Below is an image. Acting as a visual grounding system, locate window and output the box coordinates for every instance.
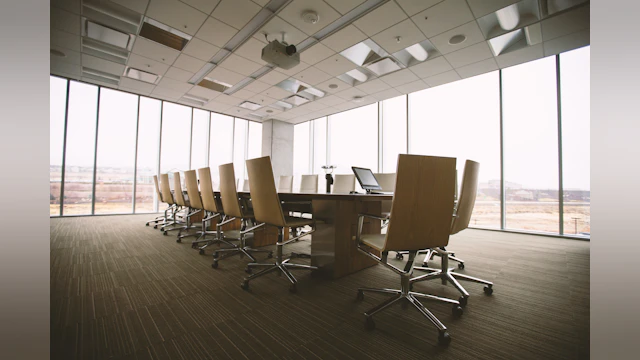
[502,57,559,233]
[312,117,328,192]
[160,103,191,175]
[409,72,501,229]
[247,121,263,160]
[209,113,234,190]
[381,95,407,173]
[50,77,67,216]
[94,88,138,214]
[293,122,310,191]
[135,97,161,213]
[560,46,590,236]
[63,81,99,215]
[329,104,378,173]
[233,118,248,181]
[191,109,210,170]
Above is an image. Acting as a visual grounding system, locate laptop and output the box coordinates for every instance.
[351,167,393,194]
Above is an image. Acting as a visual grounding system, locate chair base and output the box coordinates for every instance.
[241,257,317,293]
[212,246,273,267]
[411,263,494,307]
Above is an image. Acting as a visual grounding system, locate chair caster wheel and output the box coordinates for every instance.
[240,281,249,290]
[245,267,252,274]
[176,239,181,243]
[267,252,273,259]
[211,261,218,269]
[146,223,149,226]
[422,261,429,267]
[395,253,404,260]
[153,225,158,229]
[289,283,297,293]
[213,252,219,259]
[356,290,364,301]
[458,263,465,270]
[484,285,493,295]
[458,296,468,308]
[452,305,464,317]
[365,317,375,330]
[199,249,205,255]
[163,231,168,236]
[438,332,451,346]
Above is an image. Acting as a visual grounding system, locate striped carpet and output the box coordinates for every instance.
[50,215,589,360]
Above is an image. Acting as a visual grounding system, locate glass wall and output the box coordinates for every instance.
[329,104,378,174]
[247,121,263,160]
[293,122,310,191]
[312,117,328,192]
[209,113,234,190]
[381,95,407,173]
[560,47,590,236]
[409,72,501,228]
[233,118,248,181]
[50,77,67,216]
[190,109,210,171]
[135,97,161,213]
[160,103,191,176]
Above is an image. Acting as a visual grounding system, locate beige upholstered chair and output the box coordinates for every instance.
[277,175,294,193]
[211,163,273,268]
[332,174,355,193]
[373,173,396,192]
[164,172,200,237]
[159,173,183,233]
[176,170,206,243]
[300,174,318,193]
[146,175,174,228]
[410,160,494,307]
[241,156,317,293]
[354,154,463,346]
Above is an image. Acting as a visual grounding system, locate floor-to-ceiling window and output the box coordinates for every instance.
[293,122,311,191]
[560,46,590,236]
[50,77,67,216]
[312,117,328,192]
[233,118,248,182]
[247,121,263,160]
[62,81,99,215]
[160,102,191,190]
[135,97,161,213]
[409,72,501,228]
[381,95,407,173]
[502,56,560,233]
[329,104,378,171]
[191,109,210,170]
[209,113,234,190]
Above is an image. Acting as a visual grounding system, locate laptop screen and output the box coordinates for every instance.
[352,167,382,191]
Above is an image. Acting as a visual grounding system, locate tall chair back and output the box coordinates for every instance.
[184,170,203,210]
[219,163,243,218]
[159,173,174,205]
[451,160,480,235]
[197,167,219,213]
[373,173,396,192]
[300,174,318,193]
[172,172,188,207]
[332,174,355,193]
[278,175,294,193]
[246,156,287,227]
[153,175,163,202]
[383,155,456,251]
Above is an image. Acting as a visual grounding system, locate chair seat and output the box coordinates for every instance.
[361,234,386,251]
[284,216,314,228]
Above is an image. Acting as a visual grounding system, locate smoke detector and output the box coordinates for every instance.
[301,10,319,24]
[352,96,364,103]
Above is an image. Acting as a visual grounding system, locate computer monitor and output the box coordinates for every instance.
[351,167,382,193]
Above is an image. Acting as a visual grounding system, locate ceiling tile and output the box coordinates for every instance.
[109,0,149,14]
[411,0,474,38]
[321,25,368,53]
[292,66,333,85]
[257,70,289,85]
[315,54,357,77]
[119,86,151,96]
[51,7,80,35]
[273,61,310,76]
[379,68,420,87]
[225,106,253,116]
[173,54,206,73]
[454,57,499,78]
[251,0,269,6]
[371,88,403,101]
[146,0,208,36]
[334,87,367,101]
[278,0,341,36]
[51,29,80,52]
[212,0,261,30]
[316,94,347,106]
[215,94,244,105]
[157,77,194,93]
[204,100,233,112]
[355,79,390,94]
[444,41,493,68]
[180,0,221,15]
[182,37,220,61]
[315,78,352,94]
[353,1,407,37]
[231,88,258,100]
[235,38,270,65]
[543,29,589,57]
[424,69,461,87]
[243,80,271,93]
[218,54,263,76]
[371,19,426,55]
[394,79,429,94]
[465,0,519,18]
[81,77,118,89]
[300,42,335,65]
[332,101,360,112]
[51,60,82,77]
[51,47,81,66]
[323,0,365,15]
[495,43,544,69]
[82,54,126,76]
[152,86,185,100]
[263,86,293,100]
[249,93,278,106]
[206,66,246,86]
[429,20,486,55]
[395,0,444,17]
[409,55,452,78]
[127,53,170,76]
[541,5,590,42]
[51,0,81,14]
[131,37,180,66]
[188,85,223,100]
[164,66,195,82]
[196,16,238,47]
[254,16,308,47]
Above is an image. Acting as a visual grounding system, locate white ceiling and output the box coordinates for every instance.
[51,0,590,124]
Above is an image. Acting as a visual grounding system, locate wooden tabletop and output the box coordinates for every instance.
[229,191,393,201]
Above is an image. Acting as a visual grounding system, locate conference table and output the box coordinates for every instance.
[215,191,393,279]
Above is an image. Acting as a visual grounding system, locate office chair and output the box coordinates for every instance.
[165,172,200,238]
[176,170,204,243]
[211,163,273,268]
[145,175,174,228]
[410,160,494,307]
[354,154,463,346]
[332,174,355,193]
[300,174,318,193]
[240,156,317,293]
[159,173,183,233]
[277,175,294,193]
[373,172,396,228]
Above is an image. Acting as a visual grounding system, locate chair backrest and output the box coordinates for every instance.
[373,173,396,192]
[383,154,457,252]
[278,175,294,193]
[219,163,244,218]
[300,174,318,193]
[197,167,219,213]
[172,172,188,206]
[246,156,287,227]
[153,175,164,202]
[184,169,203,210]
[332,174,355,193]
[451,160,480,235]
[242,179,251,192]
[159,173,174,205]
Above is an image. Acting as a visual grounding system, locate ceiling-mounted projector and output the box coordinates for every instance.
[261,40,300,70]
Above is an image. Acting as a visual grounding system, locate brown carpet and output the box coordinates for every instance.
[50,215,589,359]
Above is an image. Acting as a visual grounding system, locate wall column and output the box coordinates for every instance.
[262,119,294,180]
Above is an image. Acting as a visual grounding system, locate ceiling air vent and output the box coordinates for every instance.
[239,101,262,111]
[124,67,160,84]
[139,17,192,51]
[197,78,231,93]
[83,67,120,85]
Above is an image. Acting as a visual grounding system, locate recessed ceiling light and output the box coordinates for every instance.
[85,20,132,49]
[448,35,467,45]
[240,101,262,110]
[266,109,274,113]
[405,43,428,61]
[352,96,364,103]
[328,84,338,89]
[50,49,66,57]
[125,67,159,84]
